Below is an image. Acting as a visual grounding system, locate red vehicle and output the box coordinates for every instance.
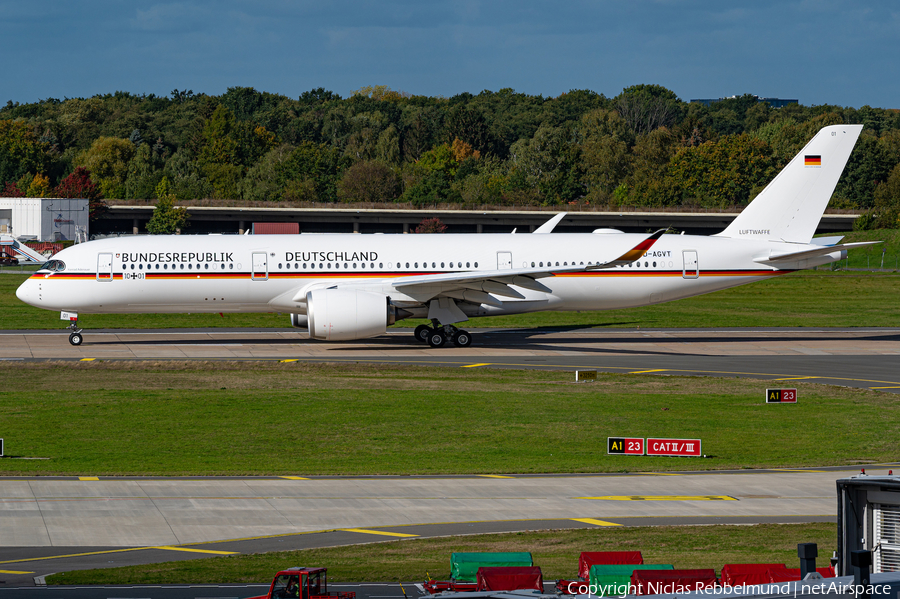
[248,567,356,599]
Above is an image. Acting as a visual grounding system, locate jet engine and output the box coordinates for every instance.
[290,313,308,329]
[306,288,408,340]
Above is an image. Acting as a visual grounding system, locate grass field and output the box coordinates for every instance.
[1,362,896,476]
[45,522,836,585]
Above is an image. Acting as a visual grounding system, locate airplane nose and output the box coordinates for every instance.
[16,278,39,307]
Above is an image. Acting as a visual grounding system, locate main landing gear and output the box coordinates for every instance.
[414,321,473,348]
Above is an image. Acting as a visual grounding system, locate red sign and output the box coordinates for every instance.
[647,438,702,457]
[608,437,644,455]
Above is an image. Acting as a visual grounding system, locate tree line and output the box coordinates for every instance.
[1,84,899,229]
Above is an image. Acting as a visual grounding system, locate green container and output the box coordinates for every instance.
[450,552,533,582]
[588,564,674,596]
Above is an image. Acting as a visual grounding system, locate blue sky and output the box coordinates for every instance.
[2,1,898,108]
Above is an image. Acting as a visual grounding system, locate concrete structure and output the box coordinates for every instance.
[690,95,799,108]
[837,474,900,575]
[0,198,89,241]
[97,206,859,237]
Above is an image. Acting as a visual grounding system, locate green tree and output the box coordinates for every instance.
[579,109,634,202]
[125,144,164,199]
[75,136,136,199]
[146,177,189,234]
[669,133,778,208]
[834,133,894,208]
[336,160,400,203]
[0,120,50,185]
[868,162,900,228]
[279,142,347,202]
[508,124,583,204]
[613,84,683,136]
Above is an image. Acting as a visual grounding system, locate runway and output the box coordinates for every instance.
[0,326,898,586]
[2,326,899,392]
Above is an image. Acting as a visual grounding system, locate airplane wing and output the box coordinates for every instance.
[390,229,666,306]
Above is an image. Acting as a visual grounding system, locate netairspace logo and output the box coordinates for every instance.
[573,581,891,597]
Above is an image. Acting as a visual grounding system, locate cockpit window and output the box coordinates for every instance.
[39,260,66,272]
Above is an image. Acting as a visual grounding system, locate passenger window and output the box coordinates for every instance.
[278,263,283,269]
[474,262,478,267]
[441,262,445,268]
[466,262,470,268]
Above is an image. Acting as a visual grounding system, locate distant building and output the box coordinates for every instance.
[690,95,798,108]
[0,198,89,241]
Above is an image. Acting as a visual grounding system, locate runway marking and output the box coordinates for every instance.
[773,376,819,381]
[628,369,669,374]
[79,358,95,362]
[280,476,309,480]
[477,474,515,479]
[154,545,238,555]
[341,528,418,538]
[462,363,492,368]
[0,547,150,565]
[0,570,34,574]
[638,472,683,476]
[280,359,299,363]
[871,386,900,389]
[579,495,736,501]
[78,476,99,481]
[570,518,621,527]
[771,469,827,473]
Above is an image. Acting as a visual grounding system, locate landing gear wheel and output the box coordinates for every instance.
[414,324,431,343]
[427,330,446,348]
[453,330,472,347]
[69,332,83,346]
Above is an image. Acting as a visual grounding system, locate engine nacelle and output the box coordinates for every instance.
[307,288,400,340]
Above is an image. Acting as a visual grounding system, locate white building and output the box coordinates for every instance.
[0,198,89,241]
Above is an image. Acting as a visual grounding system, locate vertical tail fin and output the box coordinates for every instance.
[717,124,863,243]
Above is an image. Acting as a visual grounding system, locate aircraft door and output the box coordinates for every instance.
[682,250,699,279]
[251,252,268,280]
[497,251,512,269]
[97,253,113,282]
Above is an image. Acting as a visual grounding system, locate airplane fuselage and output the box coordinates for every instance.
[16,231,833,320]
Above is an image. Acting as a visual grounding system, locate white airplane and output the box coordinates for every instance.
[17,124,878,348]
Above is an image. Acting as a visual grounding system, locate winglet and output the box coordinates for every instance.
[587,229,667,269]
[615,228,666,261]
[533,212,566,234]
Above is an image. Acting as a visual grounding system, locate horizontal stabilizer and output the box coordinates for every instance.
[754,241,880,264]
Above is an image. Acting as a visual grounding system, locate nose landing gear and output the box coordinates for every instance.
[62,312,83,346]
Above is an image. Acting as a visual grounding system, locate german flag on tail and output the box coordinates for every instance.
[804,155,821,167]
